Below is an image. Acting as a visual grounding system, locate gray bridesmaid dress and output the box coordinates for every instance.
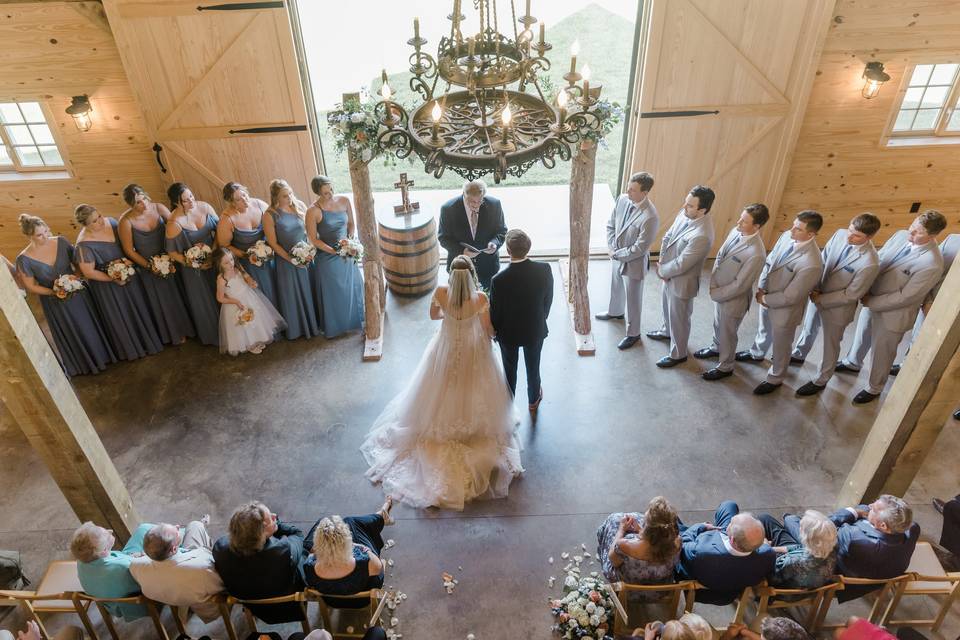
[231,224,278,308]
[76,219,163,361]
[131,218,195,344]
[165,212,220,346]
[16,237,116,376]
[312,210,364,337]
[271,208,321,340]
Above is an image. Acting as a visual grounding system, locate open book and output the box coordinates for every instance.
[460,241,498,254]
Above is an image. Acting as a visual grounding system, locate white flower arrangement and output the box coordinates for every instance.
[52,274,85,300]
[237,307,255,326]
[326,93,409,166]
[106,258,136,284]
[335,238,364,264]
[149,253,176,278]
[184,243,212,269]
[246,240,274,267]
[289,241,316,267]
[550,574,616,640]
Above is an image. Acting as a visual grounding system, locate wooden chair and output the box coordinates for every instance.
[222,592,310,640]
[609,580,699,636]
[752,580,842,632]
[70,592,185,640]
[879,542,960,632]
[304,588,381,639]
[0,561,91,640]
[819,574,912,629]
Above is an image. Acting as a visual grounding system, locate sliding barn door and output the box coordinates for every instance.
[102,0,317,205]
[627,0,835,252]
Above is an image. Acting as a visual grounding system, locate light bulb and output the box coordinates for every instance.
[582,64,592,81]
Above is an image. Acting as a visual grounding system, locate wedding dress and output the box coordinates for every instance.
[360,292,523,510]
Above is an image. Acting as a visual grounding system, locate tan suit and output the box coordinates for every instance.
[605,195,659,336]
[707,229,766,372]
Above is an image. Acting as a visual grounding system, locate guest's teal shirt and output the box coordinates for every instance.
[77,523,153,620]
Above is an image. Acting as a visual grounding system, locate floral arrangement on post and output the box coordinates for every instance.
[550,573,617,640]
[581,100,624,148]
[326,93,409,165]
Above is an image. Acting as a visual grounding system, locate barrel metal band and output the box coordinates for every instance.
[379,241,438,258]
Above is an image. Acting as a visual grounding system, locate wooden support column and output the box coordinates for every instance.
[564,139,597,356]
[0,266,139,543]
[837,259,960,505]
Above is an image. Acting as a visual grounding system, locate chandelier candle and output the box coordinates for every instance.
[570,40,580,74]
[501,103,512,146]
[431,101,442,142]
[556,90,568,127]
[582,64,591,102]
[539,22,545,46]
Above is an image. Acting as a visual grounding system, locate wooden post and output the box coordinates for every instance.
[0,265,140,543]
[837,259,960,505]
[565,139,597,355]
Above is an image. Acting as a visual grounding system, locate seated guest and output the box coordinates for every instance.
[129,519,224,622]
[758,510,837,589]
[723,617,810,640]
[596,496,681,595]
[301,498,394,607]
[0,620,82,640]
[71,521,153,620]
[213,502,305,623]
[676,501,776,605]
[933,495,960,566]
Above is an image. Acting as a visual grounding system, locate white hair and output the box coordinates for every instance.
[678,613,713,640]
[799,510,837,559]
[876,495,913,534]
[70,522,112,563]
[462,179,487,197]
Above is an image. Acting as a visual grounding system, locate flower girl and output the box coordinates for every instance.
[213,247,286,355]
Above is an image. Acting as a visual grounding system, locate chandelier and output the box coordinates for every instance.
[373,0,608,183]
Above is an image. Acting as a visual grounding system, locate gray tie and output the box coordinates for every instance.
[890,243,911,264]
[723,235,740,258]
[837,244,852,267]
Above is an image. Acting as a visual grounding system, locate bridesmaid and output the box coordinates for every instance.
[262,178,321,340]
[216,181,278,307]
[164,182,221,346]
[15,214,116,376]
[306,175,364,337]
[118,184,195,345]
[75,204,164,361]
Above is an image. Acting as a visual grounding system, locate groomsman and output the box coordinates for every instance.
[697,203,769,380]
[836,210,946,404]
[647,185,715,368]
[738,211,823,395]
[596,171,659,350]
[793,213,881,396]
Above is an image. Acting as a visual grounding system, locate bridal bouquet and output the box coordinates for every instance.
[184,243,212,269]
[149,253,176,278]
[289,241,316,267]
[246,240,274,267]
[237,307,255,326]
[336,238,364,264]
[106,258,136,284]
[550,574,616,640]
[52,274,84,300]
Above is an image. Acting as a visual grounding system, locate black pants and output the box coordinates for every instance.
[941,494,960,555]
[758,513,802,547]
[677,500,741,533]
[498,339,544,404]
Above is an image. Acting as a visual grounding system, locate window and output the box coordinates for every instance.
[891,63,960,136]
[0,101,65,171]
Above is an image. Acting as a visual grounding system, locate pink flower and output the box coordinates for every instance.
[589,591,601,603]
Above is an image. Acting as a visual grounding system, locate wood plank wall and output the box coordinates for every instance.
[777,0,960,242]
[0,2,164,259]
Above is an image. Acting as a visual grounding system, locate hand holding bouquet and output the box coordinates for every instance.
[246,240,274,267]
[106,258,136,284]
[149,254,176,278]
[289,241,316,267]
[237,306,255,326]
[184,243,212,269]
[52,274,85,300]
[335,238,364,264]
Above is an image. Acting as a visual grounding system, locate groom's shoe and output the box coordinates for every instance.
[529,387,543,412]
[617,335,640,350]
[693,347,719,359]
[645,330,670,342]
[595,312,624,321]
[655,356,687,368]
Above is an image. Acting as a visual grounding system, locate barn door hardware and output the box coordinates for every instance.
[639,110,720,119]
[227,125,308,135]
[151,143,167,173]
[197,1,284,11]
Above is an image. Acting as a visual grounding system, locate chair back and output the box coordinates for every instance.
[0,590,83,640]
[610,581,697,636]
[304,588,380,639]
[755,579,842,632]
[224,591,310,640]
[817,574,912,629]
[880,542,960,632]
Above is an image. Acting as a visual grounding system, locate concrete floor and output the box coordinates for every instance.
[1,258,958,639]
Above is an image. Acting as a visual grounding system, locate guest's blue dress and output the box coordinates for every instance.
[131,219,195,345]
[312,210,364,338]
[271,209,321,340]
[16,237,116,376]
[77,219,163,361]
[166,213,220,346]
[231,225,278,308]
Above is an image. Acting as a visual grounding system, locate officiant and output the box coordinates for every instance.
[437,179,507,290]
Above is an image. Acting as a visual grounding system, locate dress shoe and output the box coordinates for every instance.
[795,381,826,397]
[529,387,543,412]
[655,356,687,368]
[955,409,960,421]
[735,351,764,363]
[753,381,782,395]
[702,367,733,381]
[890,364,901,376]
[853,389,880,404]
[789,357,805,366]
[645,330,670,342]
[693,347,719,359]
[595,312,624,321]
[933,498,945,515]
[834,362,860,374]
[617,335,641,350]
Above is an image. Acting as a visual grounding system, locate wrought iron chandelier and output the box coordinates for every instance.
[373,0,608,183]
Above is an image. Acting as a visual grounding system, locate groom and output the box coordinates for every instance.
[490,229,554,412]
[437,179,507,289]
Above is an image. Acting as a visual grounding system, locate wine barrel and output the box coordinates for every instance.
[377,213,439,297]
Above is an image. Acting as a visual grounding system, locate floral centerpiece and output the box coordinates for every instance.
[336,238,364,264]
[326,93,409,165]
[289,241,316,267]
[52,274,85,300]
[237,307,255,326]
[149,254,176,278]
[184,243,212,269]
[246,240,274,267]
[582,100,624,148]
[550,574,617,640]
[106,258,136,284]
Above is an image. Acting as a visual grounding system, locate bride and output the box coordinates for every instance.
[360,255,523,510]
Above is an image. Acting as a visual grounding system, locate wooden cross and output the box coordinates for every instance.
[393,172,420,214]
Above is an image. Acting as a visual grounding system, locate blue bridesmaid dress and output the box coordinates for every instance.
[230,225,278,308]
[312,210,364,337]
[131,219,195,344]
[76,219,163,361]
[16,237,116,376]
[271,208,321,340]
[165,213,220,346]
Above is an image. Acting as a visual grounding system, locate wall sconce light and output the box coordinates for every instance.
[65,95,93,131]
[861,62,890,99]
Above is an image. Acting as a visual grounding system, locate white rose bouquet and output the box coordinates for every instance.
[550,574,616,640]
[237,307,255,326]
[52,274,85,300]
[106,258,136,284]
[184,243,212,269]
[246,240,274,267]
[289,241,316,267]
[335,238,364,264]
[148,253,176,278]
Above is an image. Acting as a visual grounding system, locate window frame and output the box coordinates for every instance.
[0,99,71,174]
[882,59,960,147]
